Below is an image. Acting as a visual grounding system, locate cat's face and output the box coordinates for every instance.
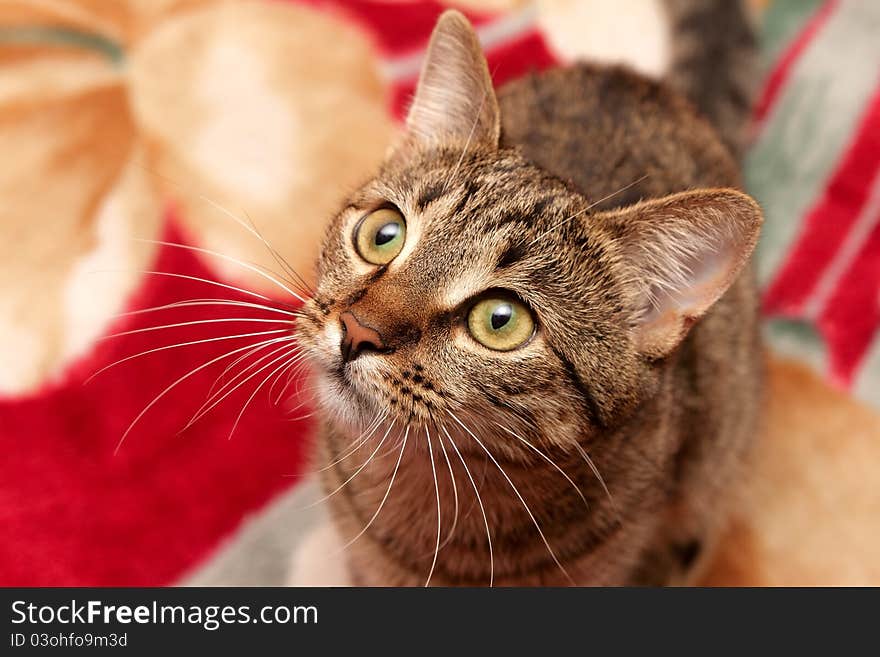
[295,11,761,458]
[296,146,639,456]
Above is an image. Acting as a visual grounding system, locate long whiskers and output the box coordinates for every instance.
[182,342,302,431]
[85,329,291,384]
[135,239,309,304]
[268,355,310,406]
[448,410,574,585]
[442,425,493,587]
[91,269,283,305]
[303,421,396,510]
[114,336,296,454]
[206,336,284,399]
[434,425,459,553]
[424,426,442,587]
[100,316,293,341]
[121,298,300,319]
[572,441,620,524]
[336,424,410,555]
[242,208,316,297]
[493,421,589,511]
[312,412,387,474]
[226,350,306,440]
[140,164,314,298]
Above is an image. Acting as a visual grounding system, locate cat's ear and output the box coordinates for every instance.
[600,189,762,358]
[404,10,500,148]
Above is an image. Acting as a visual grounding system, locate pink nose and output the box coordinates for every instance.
[340,311,385,362]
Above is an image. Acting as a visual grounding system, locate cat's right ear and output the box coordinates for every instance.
[598,189,763,359]
[401,10,500,149]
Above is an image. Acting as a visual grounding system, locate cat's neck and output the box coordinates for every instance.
[320,419,649,585]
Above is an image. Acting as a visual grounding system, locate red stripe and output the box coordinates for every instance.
[763,80,880,316]
[292,0,498,56]
[752,0,839,128]
[818,212,880,386]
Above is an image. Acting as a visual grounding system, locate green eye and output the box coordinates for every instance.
[467,296,535,351]
[354,207,406,265]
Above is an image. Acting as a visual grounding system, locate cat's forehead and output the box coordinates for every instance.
[383,155,577,284]
[381,148,568,210]
[317,147,608,312]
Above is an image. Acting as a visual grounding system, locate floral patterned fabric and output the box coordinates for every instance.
[0,0,877,585]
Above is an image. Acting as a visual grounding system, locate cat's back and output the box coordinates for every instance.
[498,63,740,210]
[501,63,763,576]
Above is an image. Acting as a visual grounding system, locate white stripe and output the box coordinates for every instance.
[804,167,880,320]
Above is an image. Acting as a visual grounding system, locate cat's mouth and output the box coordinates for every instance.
[308,347,441,429]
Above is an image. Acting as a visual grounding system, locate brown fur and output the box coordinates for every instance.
[295,8,763,585]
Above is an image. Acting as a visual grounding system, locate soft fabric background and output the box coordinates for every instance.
[0,0,877,586]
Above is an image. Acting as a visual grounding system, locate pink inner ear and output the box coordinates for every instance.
[607,188,763,357]
[641,248,734,325]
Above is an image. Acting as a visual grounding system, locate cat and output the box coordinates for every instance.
[293,1,763,586]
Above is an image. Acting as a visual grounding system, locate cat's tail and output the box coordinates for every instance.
[663,0,759,160]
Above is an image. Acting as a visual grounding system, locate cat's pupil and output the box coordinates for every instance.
[375,223,400,247]
[490,304,513,330]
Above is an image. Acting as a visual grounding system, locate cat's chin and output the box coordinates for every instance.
[309,360,391,430]
[306,351,555,462]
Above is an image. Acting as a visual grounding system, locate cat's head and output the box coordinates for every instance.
[295,11,762,455]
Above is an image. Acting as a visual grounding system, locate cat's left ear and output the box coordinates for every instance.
[403,10,500,148]
[599,189,763,358]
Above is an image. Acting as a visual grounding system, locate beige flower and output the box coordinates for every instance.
[0,0,395,394]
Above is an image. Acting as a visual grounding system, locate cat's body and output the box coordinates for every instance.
[296,3,763,586]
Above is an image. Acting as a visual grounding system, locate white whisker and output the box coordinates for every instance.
[122,298,300,319]
[227,350,304,440]
[206,338,281,398]
[448,410,574,585]
[135,239,308,303]
[90,269,280,303]
[442,425,493,587]
[494,421,589,511]
[114,337,294,454]
[140,164,314,297]
[424,427,442,587]
[243,209,316,297]
[85,329,291,383]
[183,342,300,430]
[101,316,293,340]
[303,422,396,510]
[268,353,310,405]
[312,413,387,474]
[336,424,409,554]
[434,427,459,552]
[573,441,620,523]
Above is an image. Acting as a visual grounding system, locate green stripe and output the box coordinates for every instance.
[747,1,880,285]
[0,26,124,65]
[759,0,825,67]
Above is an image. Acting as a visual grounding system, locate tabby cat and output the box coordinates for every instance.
[294,1,764,586]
